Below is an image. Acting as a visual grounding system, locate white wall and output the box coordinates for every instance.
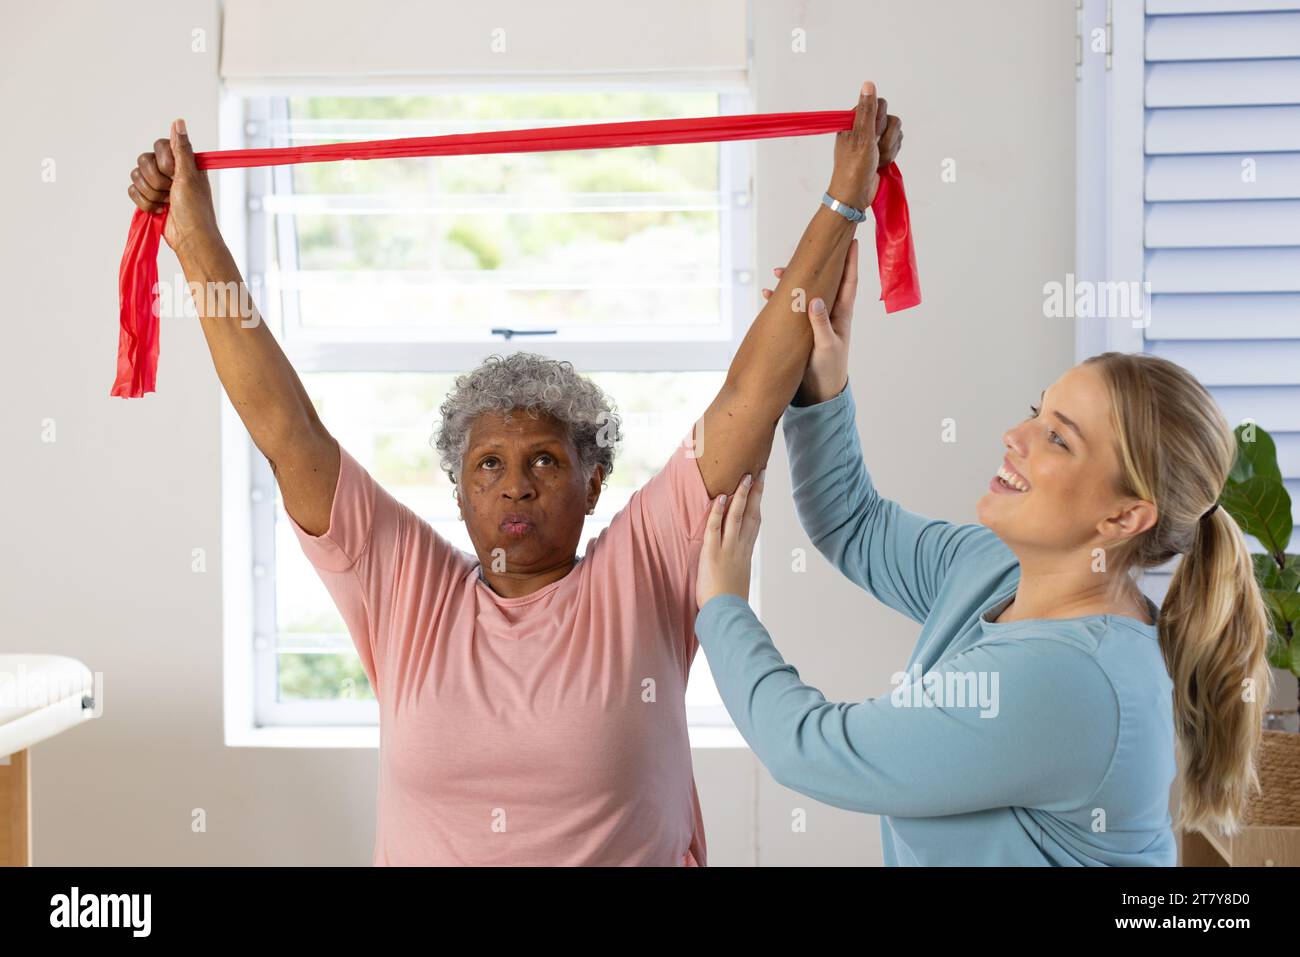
[0,0,1075,865]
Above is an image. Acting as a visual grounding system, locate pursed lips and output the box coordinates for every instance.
[499,512,536,534]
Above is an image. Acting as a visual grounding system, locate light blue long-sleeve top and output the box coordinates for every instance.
[694,379,1178,866]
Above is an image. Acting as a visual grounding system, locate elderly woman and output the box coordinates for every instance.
[126,82,900,865]
[694,249,1275,865]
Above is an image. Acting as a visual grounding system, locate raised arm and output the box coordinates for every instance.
[694,81,901,497]
[128,119,338,536]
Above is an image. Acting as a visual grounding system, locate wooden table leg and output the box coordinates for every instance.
[0,750,31,867]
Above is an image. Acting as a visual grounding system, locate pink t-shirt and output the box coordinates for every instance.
[289,434,713,866]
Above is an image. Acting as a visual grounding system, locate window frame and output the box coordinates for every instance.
[218,82,756,748]
[1075,0,1146,363]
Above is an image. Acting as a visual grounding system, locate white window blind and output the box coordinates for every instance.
[1088,0,1300,597]
[1144,0,1300,556]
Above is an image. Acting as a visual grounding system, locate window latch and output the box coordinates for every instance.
[490,328,558,340]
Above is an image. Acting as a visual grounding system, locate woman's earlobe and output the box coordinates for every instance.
[1108,500,1158,540]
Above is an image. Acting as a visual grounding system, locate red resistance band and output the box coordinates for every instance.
[112,108,920,398]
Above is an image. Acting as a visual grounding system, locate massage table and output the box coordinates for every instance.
[0,655,96,866]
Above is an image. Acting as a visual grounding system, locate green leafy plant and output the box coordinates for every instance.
[1220,423,1300,723]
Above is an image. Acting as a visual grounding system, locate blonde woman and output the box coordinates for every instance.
[694,250,1273,865]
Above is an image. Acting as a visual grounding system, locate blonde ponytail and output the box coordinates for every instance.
[1083,352,1275,837]
[1157,506,1274,834]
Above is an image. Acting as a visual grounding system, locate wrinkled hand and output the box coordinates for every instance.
[877,102,902,170]
[127,118,220,258]
[828,81,903,210]
[762,235,860,406]
[696,470,765,610]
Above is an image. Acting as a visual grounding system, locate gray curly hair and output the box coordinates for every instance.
[433,352,622,489]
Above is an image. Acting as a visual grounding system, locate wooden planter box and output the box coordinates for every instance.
[1181,825,1300,866]
[1180,730,1300,866]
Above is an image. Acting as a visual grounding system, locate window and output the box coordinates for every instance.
[221,89,755,743]
[1077,0,1300,601]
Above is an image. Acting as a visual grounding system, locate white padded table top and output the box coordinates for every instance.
[0,654,94,757]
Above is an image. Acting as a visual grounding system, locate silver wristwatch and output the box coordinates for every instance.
[822,190,867,223]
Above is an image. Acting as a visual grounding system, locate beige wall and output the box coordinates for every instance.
[0,0,1075,864]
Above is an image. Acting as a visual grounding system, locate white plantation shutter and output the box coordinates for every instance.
[1093,0,1300,597]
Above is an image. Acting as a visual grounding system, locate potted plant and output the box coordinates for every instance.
[1220,421,1300,827]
